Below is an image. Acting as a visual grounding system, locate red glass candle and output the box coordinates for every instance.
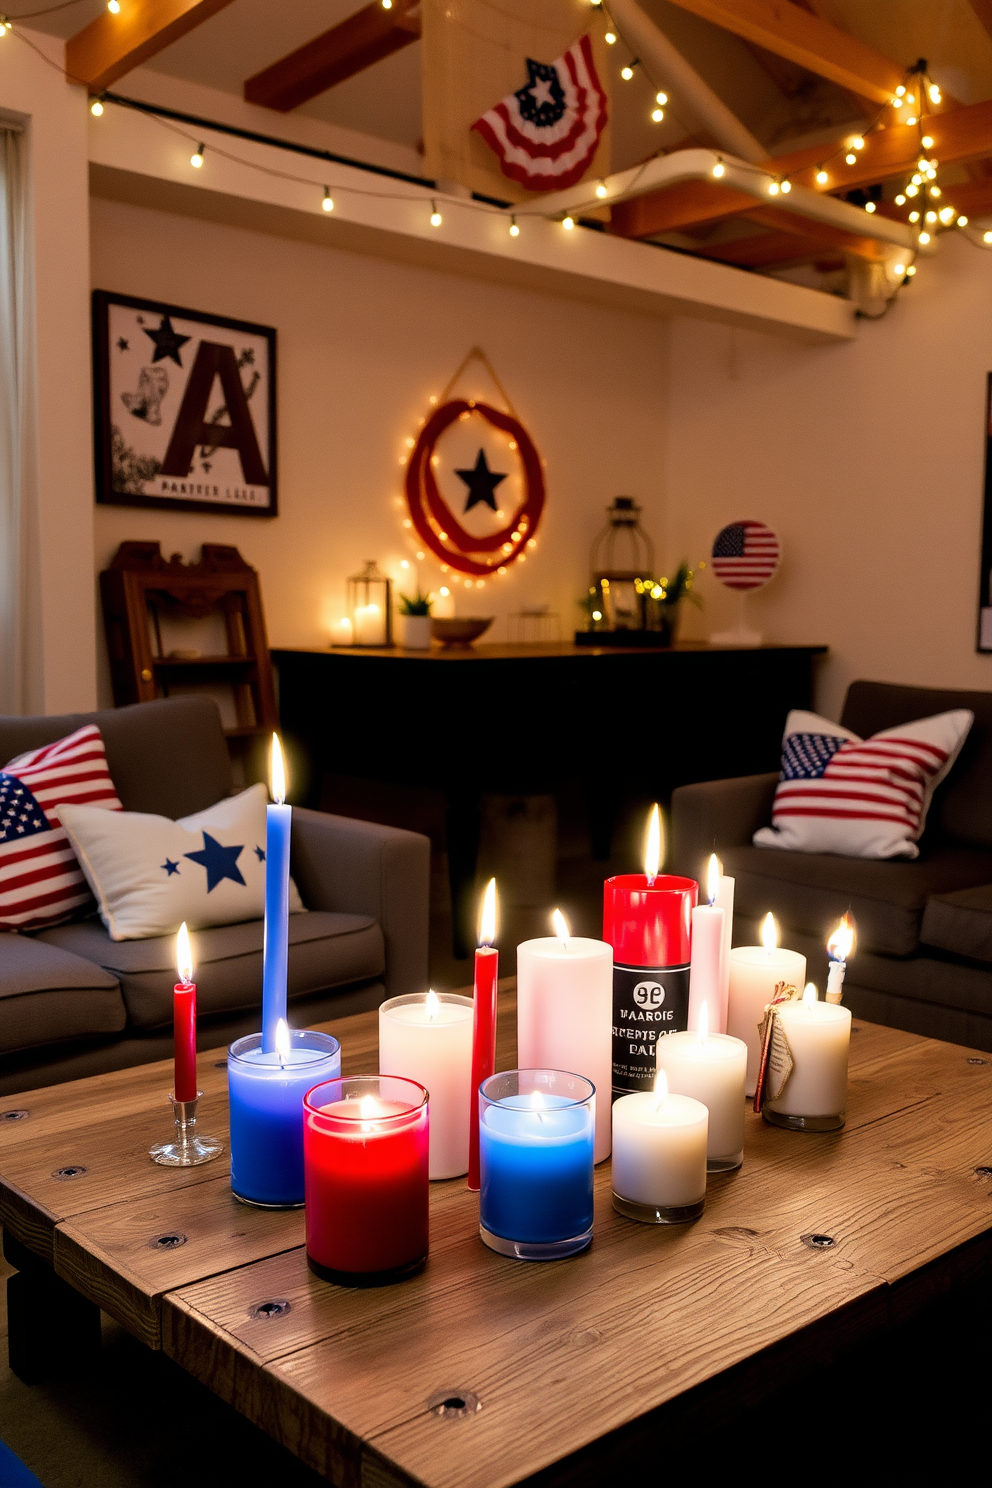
[304,1075,429,1285]
[468,878,499,1192]
[173,923,197,1102]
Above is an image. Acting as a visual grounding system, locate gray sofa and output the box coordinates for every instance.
[671,680,992,1051]
[0,697,430,1095]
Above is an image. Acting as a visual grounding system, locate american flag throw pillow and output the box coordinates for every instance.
[753,708,973,860]
[0,725,122,931]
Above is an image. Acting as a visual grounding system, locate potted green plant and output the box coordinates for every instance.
[396,589,433,649]
[647,559,704,644]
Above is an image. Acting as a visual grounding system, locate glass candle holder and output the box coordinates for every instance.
[479,1069,595,1261]
[655,1029,747,1171]
[228,1030,341,1208]
[612,1088,708,1224]
[762,999,852,1132]
[378,992,473,1180]
[303,1075,429,1286]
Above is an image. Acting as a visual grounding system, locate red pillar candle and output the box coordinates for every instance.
[303,1075,429,1285]
[603,806,697,1099]
[468,878,499,1192]
[173,922,198,1102]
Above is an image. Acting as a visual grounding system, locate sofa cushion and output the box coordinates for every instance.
[920,884,992,964]
[724,843,992,957]
[0,932,126,1054]
[36,911,384,1030]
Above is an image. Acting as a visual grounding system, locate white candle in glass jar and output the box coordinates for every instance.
[517,912,612,1162]
[655,1004,746,1170]
[378,990,473,1178]
[764,983,852,1125]
[354,602,384,646]
[612,1071,708,1219]
[728,914,806,1096]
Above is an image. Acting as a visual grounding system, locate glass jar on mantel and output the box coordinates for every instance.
[347,561,392,648]
[580,497,670,644]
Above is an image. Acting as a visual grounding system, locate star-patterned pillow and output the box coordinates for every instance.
[58,783,304,941]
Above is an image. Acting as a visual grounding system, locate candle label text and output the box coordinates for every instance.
[611,962,690,1094]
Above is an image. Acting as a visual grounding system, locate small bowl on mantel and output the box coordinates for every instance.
[430,617,494,647]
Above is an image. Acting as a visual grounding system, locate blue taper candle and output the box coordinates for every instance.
[261,733,292,1053]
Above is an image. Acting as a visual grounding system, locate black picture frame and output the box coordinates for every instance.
[979,373,992,651]
[92,290,278,518]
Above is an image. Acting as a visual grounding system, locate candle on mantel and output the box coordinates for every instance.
[727,913,807,1098]
[517,909,613,1162]
[173,921,197,1102]
[655,1001,747,1171]
[261,734,292,1054]
[379,989,474,1179]
[354,602,384,646]
[468,878,499,1191]
[330,617,353,647]
[611,1069,708,1225]
[825,913,856,1004]
[687,855,726,1034]
[761,982,852,1132]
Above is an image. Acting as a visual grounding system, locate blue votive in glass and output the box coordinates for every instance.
[228,1029,341,1207]
[479,1069,595,1260]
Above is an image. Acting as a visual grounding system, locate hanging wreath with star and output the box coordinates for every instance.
[403,349,546,579]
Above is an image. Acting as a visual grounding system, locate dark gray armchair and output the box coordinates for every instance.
[0,697,430,1095]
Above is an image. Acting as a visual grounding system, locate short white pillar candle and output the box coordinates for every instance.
[655,1004,746,1171]
[763,982,852,1132]
[728,914,807,1096]
[611,1071,708,1224]
[378,990,473,1178]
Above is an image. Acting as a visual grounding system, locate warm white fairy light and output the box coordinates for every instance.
[430,201,442,227]
[712,159,725,178]
[190,143,205,168]
[90,98,105,116]
[816,168,828,185]
[322,187,334,211]
[562,215,575,230]
[509,215,519,236]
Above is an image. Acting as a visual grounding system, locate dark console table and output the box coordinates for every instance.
[273,642,826,956]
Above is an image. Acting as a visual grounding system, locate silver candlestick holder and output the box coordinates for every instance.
[149,1092,224,1167]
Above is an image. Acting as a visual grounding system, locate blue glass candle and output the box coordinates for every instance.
[479,1069,595,1261]
[262,734,292,1052]
[228,1028,340,1206]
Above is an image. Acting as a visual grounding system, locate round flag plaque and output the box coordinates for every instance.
[710,520,781,592]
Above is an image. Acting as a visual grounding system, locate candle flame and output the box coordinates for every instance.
[425,989,440,1020]
[478,877,498,947]
[529,1089,547,1123]
[761,912,779,953]
[644,803,664,882]
[175,921,193,985]
[360,1094,380,1120]
[803,981,819,1006]
[275,1017,290,1059]
[552,907,570,946]
[706,853,721,907]
[697,1001,709,1044]
[270,733,287,805]
[653,1067,669,1110]
[827,912,855,963]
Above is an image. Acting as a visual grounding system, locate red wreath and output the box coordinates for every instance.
[404,399,545,577]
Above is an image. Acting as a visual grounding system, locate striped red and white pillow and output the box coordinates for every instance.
[754,708,973,860]
[0,725,122,930]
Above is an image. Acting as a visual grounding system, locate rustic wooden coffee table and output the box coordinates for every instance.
[2,985,991,1488]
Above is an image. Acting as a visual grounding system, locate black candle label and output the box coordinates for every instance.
[612,962,690,1095]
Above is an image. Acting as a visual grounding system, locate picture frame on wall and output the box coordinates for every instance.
[92,290,277,517]
[980,372,992,651]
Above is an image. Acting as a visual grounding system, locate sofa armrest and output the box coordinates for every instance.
[670,773,779,878]
[291,809,430,1000]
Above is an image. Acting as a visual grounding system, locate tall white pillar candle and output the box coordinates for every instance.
[655,1008,746,1170]
[687,856,729,1034]
[379,991,473,1178]
[715,869,735,1029]
[517,915,613,1162]
[612,1073,708,1223]
[763,983,852,1131]
[727,914,806,1097]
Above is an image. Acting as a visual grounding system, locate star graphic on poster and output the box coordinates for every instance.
[117,337,129,351]
[455,449,507,512]
[143,314,191,367]
[184,832,246,892]
[254,845,265,862]
[161,858,181,877]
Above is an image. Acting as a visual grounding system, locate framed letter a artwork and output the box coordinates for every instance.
[93,291,277,517]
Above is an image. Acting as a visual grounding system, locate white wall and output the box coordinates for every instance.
[666,232,992,719]
[90,193,669,701]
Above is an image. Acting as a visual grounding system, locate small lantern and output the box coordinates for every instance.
[590,497,655,631]
[347,561,392,647]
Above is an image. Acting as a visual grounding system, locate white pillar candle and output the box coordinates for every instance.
[687,856,729,1034]
[727,914,806,1097]
[763,983,852,1130]
[379,990,473,1178]
[655,1006,746,1170]
[517,912,613,1162]
[715,868,734,1029]
[611,1072,708,1222]
[354,602,385,646]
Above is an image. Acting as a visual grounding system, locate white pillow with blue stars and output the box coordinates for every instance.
[58,783,304,941]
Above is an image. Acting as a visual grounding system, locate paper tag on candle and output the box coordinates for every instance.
[753,982,799,1114]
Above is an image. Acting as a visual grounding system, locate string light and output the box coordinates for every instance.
[918,230,931,244]
[430,200,442,226]
[780,179,791,193]
[604,30,616,44]
[382,0,393,8]
[509,215,519,236]
[107,0,120,11]
[767,179,780,195]
[922,134,934,149]
[845,152,857,165]
[651,106,664,122]
[816,168,828,185]
[906,265,916,275]
[865,200,876,212]
[620,63,636,80]
[656,91,668,105]
[909,210,920,222]
[90,97,105,116]
[906,116,917,125]
[851,135,865,150]
[983,231,992,244]
[893,263,906,276]
[0,19,8,36]
[895,194,906,205]
[958,215,969,226]
[712,159,725,178]
[322,187,334,211]
[190,143,205,168]
[562,214,575,230]
[929,85,941,103]
[595,180,608,198]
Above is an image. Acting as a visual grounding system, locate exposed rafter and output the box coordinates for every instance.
[695,228,843,267]
[244,1,421,114]
[66,0,235,94]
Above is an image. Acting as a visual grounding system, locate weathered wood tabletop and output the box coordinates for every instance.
[2,984,991,1488]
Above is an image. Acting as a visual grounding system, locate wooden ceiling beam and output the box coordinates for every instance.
[244,1,421,113]
[695,228,842,267]
[66,0,235,94]
[662,0,905,104]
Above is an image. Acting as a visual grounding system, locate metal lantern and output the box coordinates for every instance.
[589,497,655,631]
[347,561,392,647]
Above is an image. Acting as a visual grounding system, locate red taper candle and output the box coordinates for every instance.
[173,921,198,1103]
[468,878,498,1191]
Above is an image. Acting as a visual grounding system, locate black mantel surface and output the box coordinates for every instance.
[273,641,826,954]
